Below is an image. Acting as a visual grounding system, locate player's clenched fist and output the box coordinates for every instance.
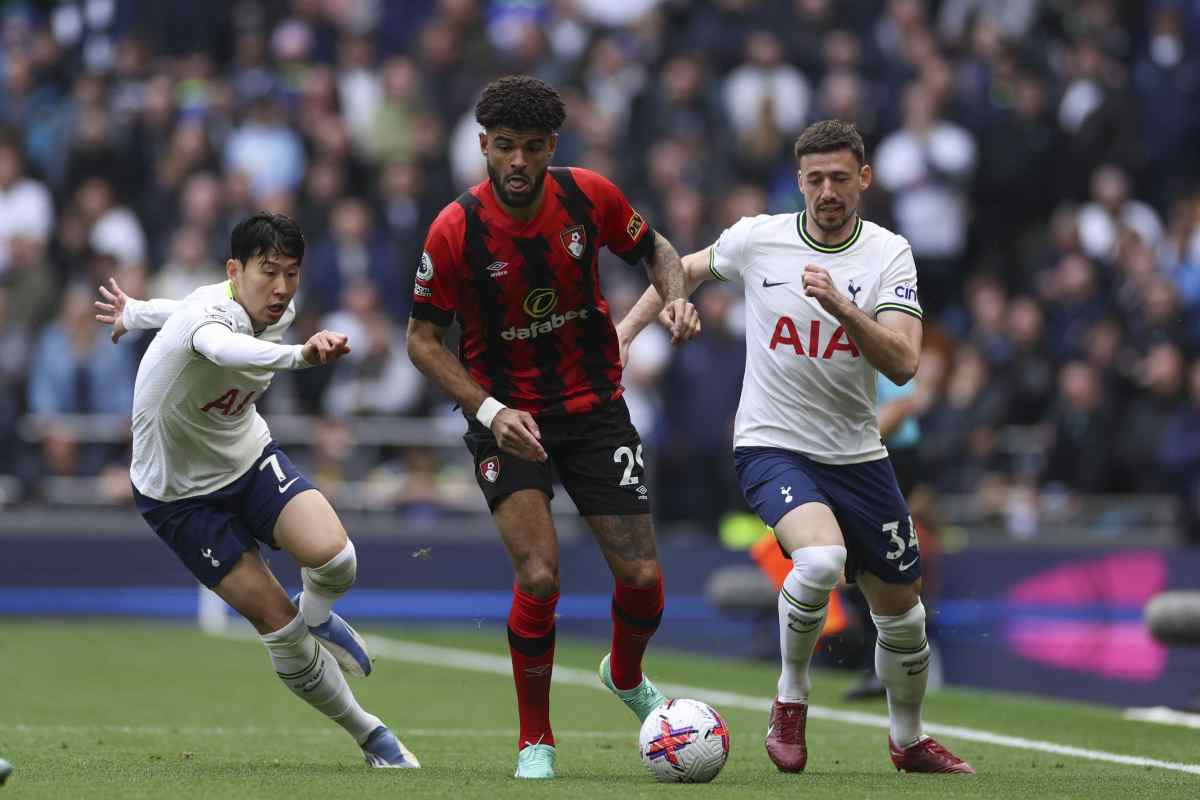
[302,330,352,365]
[490,408,548,463]
[659,298,701,345]
[802,265,850,316]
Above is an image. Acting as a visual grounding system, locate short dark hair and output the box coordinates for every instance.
[794,119,866,166]
[229,212,305,266]
[475,75,567,133]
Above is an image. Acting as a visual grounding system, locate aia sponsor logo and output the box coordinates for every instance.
[200,388,256,416]
[560,225,586,259]
[768,317,860,359]
[480,455,501,484]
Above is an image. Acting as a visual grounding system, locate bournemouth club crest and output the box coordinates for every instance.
[480,456,501,484]
[560,225,586,259]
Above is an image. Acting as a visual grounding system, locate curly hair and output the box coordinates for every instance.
[474,75,567,133]
[794,119,866,165]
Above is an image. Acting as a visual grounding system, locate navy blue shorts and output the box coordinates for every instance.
[133,442,316,589]
[734,446,919,584]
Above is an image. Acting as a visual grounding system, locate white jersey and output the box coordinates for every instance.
[128,282,302,501]
[711,212,922,464]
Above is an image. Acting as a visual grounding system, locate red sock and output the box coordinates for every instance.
[609,572,664,690]
[508,586,558,748]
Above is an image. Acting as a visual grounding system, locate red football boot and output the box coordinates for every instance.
[765,699,808,772]
[889,736,976,774]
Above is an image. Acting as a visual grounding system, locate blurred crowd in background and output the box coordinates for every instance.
[2,0,1200,542]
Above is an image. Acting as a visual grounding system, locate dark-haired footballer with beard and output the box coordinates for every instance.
[406,75,700,779]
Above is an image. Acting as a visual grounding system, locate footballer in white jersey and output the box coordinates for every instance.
[126,279,302,501]
[94,213,420,769]
[708,210,921,464]
[617,120,973,776]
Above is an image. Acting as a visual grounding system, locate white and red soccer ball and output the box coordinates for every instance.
[637,698,730,783]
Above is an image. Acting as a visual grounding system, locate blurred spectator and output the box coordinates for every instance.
[1133,4,1200,209]
[1078,164,1164,262]
[74,176,147,269]
[0,131,54,277]
[1158,358,1200,543]
[1118,341,1186,490]
[919,345,1008,494]
[150,226,225,301]
[1041,361,1118,493]
[306,195,408,320]
[27,282,135,417]
[874,82,976,312]
[224,92,305,200]
[723,31,810,172]
[658,284,745,532]
[320,281,424,417]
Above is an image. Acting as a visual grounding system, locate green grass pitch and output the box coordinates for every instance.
[0,620,1196,798]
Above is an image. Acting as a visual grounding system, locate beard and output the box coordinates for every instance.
[811,201,855,232]
[488,163,546,208]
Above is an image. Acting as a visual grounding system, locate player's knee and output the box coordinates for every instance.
[303,539,357,596]
[871,601,926,650]
[790,544,847,593]
[618,560,661,589]
[517,563,560,598]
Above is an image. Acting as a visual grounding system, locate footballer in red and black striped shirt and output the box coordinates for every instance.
[406,76,699,775]
[411,164,652,416]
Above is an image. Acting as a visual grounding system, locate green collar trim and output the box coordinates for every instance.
[797,211,862,253]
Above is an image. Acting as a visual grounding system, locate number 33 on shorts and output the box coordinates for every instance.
[883,516,919,572]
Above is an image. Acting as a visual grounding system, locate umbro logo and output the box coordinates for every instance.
[762,278,788,288]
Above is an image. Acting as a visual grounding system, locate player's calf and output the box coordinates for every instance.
[261,611,383,743]
[873,602,930,748]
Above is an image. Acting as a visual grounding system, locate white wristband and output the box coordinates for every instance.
[476,396,506,429]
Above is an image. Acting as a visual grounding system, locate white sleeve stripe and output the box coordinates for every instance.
[874,303,923,320]
[709,246,728,281]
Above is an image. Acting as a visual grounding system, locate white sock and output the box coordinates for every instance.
[300,540,357,626]
[777,545,846,703]
[872,602,930,748]
[261,611,381,744]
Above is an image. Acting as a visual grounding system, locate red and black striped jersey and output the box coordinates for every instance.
[411,166,655,416]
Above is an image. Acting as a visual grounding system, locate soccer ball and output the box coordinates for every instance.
[637,698,730,783]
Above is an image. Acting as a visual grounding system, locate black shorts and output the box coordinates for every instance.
[464,397,652,516]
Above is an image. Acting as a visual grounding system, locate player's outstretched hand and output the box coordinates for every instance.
[94,277,132,343]
[491,408,548,463]
[659,298,701,345]
[302,330,352,365]
[802,265,851,316]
